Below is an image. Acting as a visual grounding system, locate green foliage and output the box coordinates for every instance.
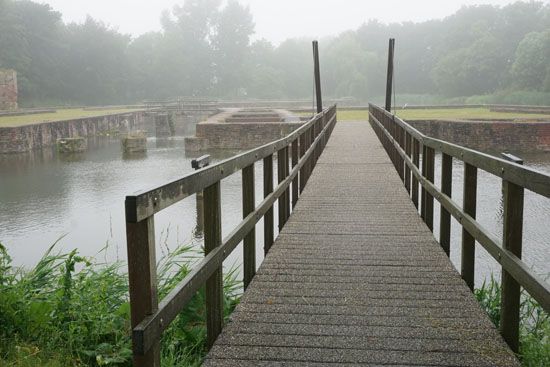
[0,242,240,366]
[1,0,550,104]
[475,275,550,366]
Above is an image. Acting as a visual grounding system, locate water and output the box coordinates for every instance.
[0,136,271,272]
[1,136,549,287]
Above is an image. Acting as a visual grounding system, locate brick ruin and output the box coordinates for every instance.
[0,69,18,110]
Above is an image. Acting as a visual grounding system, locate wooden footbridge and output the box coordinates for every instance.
[124,102,550,366]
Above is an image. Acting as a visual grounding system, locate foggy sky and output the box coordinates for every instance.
[42,0,526,44]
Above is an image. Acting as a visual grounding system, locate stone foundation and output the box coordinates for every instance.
[0,111,144,153]
[0,69,18,110]
[184,109,302,151]
[57,137,87,153]
[121,131,147,153]
[408,119,550,152]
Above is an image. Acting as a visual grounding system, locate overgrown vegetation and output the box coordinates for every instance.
[0,241,240,366]
[475,275,550,366]
[0,0,549,105]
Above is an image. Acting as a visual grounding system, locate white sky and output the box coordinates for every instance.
[41,0,528,44]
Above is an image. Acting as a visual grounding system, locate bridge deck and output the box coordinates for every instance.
[203,120,519,366]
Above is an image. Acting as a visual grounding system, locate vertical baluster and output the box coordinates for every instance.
[412,139,420,209]
[291,139,299,208]
[500,154,524,353]
[425,147,435,231]
[440,153,452,255]
[242,164,255,289]
[299,133,306,193]
[461,163,477,291]
[404,132,411,194]
[263,155,274,255]
[126,212,160,366]
[277,148,286,231]
[284,146,291,221]
[421,145,427,220]
[204,181,223,347]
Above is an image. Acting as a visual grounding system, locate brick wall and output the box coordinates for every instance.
[408,119,550,152]
[185,121,303,151]
[0,69,18,110]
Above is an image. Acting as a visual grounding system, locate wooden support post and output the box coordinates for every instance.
[420,145,427,220]
[500,153,524,353]
[263,155,274,255]
[385,38,395,112]
[277,148,286,231]
[126,215,160,367]
[313,40,323,113]
[404,132,411,194]
[412,139,420,209]
[425,146,435,231]
[299,133,307,193]
[242,164,255,289]
[204,181,223,347]
[461,163,477,291]
[291,140,299,208]
[440,153,452,256]
[284,146,291,222]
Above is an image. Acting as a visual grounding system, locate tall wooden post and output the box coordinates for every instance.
[440,153,453,256]
[242,164,255,289]
[313,40,323,113]
[461,163,477,291]
[500,153,524,353]
[263,155,274,255]
[385,38,395,112]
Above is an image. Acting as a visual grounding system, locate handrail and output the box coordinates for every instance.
[125,105,337,366]
[368,103,550,354]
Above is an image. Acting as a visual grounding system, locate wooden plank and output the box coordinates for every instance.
[440,153,452,256]
[313,40,323,113]
[242,164,256,289]
[125,215,160,366]
[404,132,411,194]
[500,154,524,353]
[204,181,223,348]
[299,133,307,194]
[263,155,274,255]
[277,148,286,231]
[461,163,477,291]
[420,144,427,221]
[412,139,420,209]
[284,146,291,222]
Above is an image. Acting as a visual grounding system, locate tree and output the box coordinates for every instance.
[511,30,550,91]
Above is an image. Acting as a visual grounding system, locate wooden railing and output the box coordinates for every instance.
[124,105,337,366]
[368,104,550,353]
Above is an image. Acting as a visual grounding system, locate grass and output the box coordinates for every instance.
[0,108,143,128]
[0,241,240,366]
[333,108,550,121]
[475,275,549,366]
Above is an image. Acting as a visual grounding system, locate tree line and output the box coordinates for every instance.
[0,0,549,106]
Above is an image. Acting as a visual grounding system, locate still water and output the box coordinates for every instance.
[0,136,270,273]
[1,135,549,286]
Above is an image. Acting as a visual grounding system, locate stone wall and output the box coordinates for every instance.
[0,69,18,110]
[0,111,144,153]
[185,121,302,151]
[408,119,550,152]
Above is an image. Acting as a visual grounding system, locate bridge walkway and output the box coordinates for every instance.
[203,120,519,366]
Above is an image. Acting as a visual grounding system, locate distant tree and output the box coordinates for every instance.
[511,30,550,91]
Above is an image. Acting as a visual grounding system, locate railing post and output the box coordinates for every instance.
[277,148,287,231]
[284,146,291,222]
[263,154,274,255]
[242,164,255,289]
[425,146,435,231]
[500,153,524,353]
[291,139,299,208]
[420,144,427,220]
[440,153,452,256]
[204,181,223,347]
[461,163,477,291]
[404,132,411,194]
[299,133,306,193]
[412,139,420,208]
[126,214,160,367]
